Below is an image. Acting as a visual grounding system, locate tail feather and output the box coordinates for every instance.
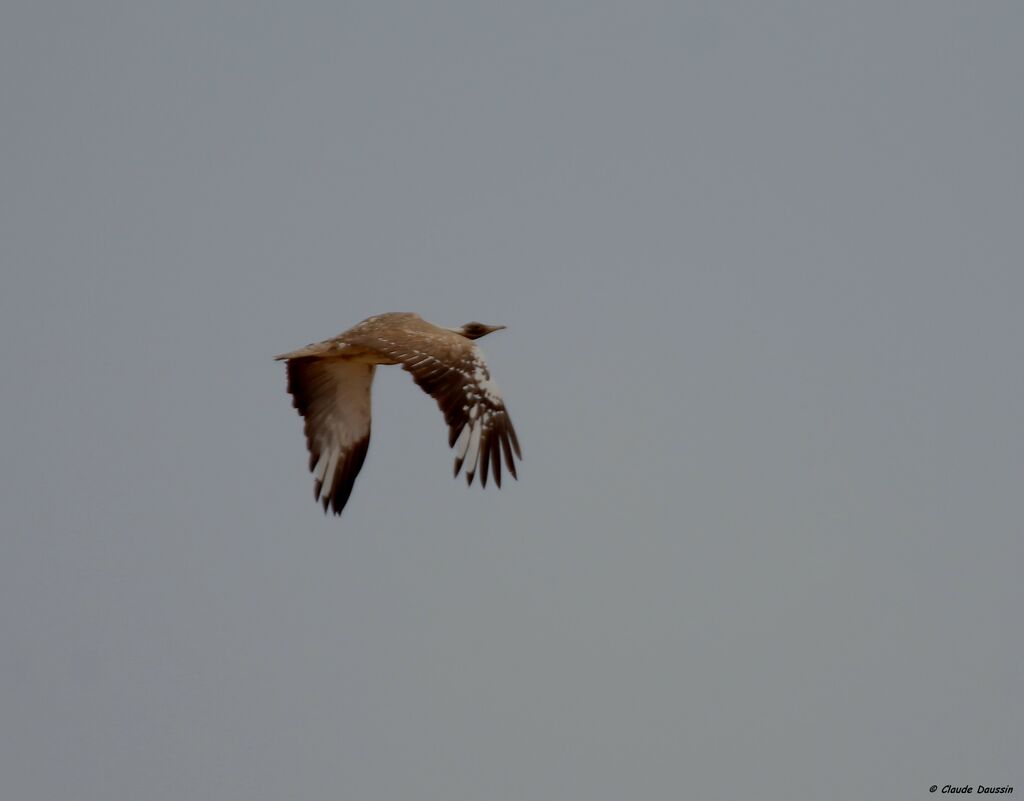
[274,342,337,361]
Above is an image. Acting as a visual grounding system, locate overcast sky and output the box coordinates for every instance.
[2,2,1021,800]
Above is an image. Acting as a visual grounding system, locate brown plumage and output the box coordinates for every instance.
[275,312,521,516]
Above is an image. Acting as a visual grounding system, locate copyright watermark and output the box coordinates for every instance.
[929,786,1014,795]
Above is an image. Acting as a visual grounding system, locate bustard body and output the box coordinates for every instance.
[275,312,521,516]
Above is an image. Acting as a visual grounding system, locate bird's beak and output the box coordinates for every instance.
[488,324,507,333]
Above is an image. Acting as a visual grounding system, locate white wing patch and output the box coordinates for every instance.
[450,350,494,481]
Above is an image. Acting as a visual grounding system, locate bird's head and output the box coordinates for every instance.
[453,321,506,340]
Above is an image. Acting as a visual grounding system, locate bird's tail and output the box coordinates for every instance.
[273,342,337,361]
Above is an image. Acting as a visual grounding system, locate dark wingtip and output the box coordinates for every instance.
[491,441,502,488]
[510,426,522,459]
[479,438,491,488]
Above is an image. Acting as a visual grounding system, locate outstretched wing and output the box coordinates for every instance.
[402,343,521,487]
[280,357,375,515]
[346,325,521,487]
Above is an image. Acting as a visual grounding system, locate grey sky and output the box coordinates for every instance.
[2,2,1021,799]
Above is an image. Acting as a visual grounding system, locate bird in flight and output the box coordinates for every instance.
[275,312,521,516]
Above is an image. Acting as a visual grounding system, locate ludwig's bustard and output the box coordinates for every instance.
[275,312,521,516]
